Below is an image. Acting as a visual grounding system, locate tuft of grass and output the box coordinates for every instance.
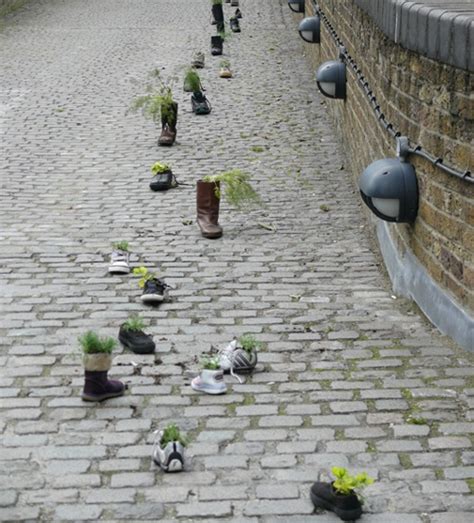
[122,315,146,332]
[113,241,129,252]
[160,424,188,448]
[250,146,265,153]
[319,204,330,212]
[79,331,116,354]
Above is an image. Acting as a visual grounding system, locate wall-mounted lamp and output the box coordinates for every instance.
[359,152,419,223]
[288,0,305,14]
[299,15,321,43]
[316,49,346,99]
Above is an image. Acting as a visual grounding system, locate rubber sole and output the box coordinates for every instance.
[191,382,227,395]
[141,294,164,304]
[108,267,130,274]
[81,390,125,402]
[153,457,183,473]
[310,490,362,521]
[119,336,155,355]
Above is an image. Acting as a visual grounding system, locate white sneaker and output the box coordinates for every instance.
[218,339,238,371]
[152,430,184,472]
[108,249,130,274]
[191,369,227,395]
[218,339,258,383]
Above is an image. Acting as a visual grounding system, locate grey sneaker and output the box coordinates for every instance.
[152,430,185,472]
[191,51,205,69]
[108,249,130,274]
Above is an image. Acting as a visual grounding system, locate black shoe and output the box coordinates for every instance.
[141,278,170,304]
[191,91,212,115]
[150,171,178,192]
[229,17,240,33]
[310,482,362,521]
[235,8,242,18]
[211,35,223,56]
[119,324,155,354]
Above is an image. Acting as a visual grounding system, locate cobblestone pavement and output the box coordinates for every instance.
[1,0,473,521]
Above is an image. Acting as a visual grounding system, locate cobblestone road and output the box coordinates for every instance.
[1,0,473,521]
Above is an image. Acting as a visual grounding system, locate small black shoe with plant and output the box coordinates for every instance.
[119,315,155,354]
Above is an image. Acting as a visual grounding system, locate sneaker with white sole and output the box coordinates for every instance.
[218,339,258,383]
[191,369,227,394]
[108,249,130,274]
[141,278,170,304]
[152,430,185,472]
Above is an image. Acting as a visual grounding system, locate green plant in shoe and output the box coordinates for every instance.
[79,331,116,354]
[150,162,171,175]
[132,266,157,288]
[121,314,146,332]
[211,0,223,4]
[202,169,261,210]
[129,68,177,124]
[112,240,129,252]
[332,467,374,498]
[183,67,202,93]
[201,355,221,370]
[160,423,188,448]
[238,333,262,354]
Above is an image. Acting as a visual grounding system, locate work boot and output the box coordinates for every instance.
[211,35,223,56]
[196,180,223,239]
[81,353,125,402]
[158,102,178,146]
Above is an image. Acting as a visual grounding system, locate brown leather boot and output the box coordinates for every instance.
[158,102,178,146]
[196,180,223,239]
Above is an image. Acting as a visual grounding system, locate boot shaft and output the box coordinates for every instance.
[197,180,220,219]
[161,101,178,129]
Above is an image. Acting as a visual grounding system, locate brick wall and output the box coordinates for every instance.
[302,0,474,312]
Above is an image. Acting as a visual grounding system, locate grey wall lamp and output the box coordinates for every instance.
[359,148,419,223]
[299,15,321,43]
[316,55,346,99]
[288,0,305,14]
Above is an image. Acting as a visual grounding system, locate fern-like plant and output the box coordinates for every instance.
[184,67,202,93]
[79,331,116,354]
[160,424,188,448]
[130,68,176,124]
[202,169,261,210]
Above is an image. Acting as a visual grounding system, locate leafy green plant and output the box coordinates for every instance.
[211,0,223,5]
[133,266,156,288]
[129,68,176,124]
[202,169,261,210]
[79,331,116,355]
[220,59,231,68]
[201,356,220,370]
[113,241,129,252]
[150,162,171,175]
[184,67,202,93]
[238,334,261,354]
[160,423,188,448]
[122,315,146,332]
[331,467,374,497]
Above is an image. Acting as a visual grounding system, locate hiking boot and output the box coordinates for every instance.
[191,369,227,395]
[150,171,177,192]
[141,278,169,304]
[211,35,223,56]
[108,249,130,274]
[152,430,185,472]
[158,102,178,146]
[191,51,205,69]
[81,354,126,402]
[229,16,240,32]
[118,324,155,354]
[191,91,212,115]
[310,482,362,521]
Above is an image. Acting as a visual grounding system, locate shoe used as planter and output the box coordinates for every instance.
[108,249,130,274]
[196,180,223,239]
[141,277,170,304]
[231,0,239,6]
[191,51,205,69]
[150,170,178,192]
[310,482,362,521]
[191,369,227,395]
[211,35,223,56]
[118,324,155,354]
[218,339,258,382]
[219,65,233,78]
[229,16,240,33]
[158,123,176,146]
[191,91,212,115]
[152,430,185,472]
[158,102,178,146]
[82,353,126,402]
[235,8,242,18]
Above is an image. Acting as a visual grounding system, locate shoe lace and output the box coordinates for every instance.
[218,342,245,384]
[112,250,128,263]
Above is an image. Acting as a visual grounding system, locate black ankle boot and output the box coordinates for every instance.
[211,35,223,56]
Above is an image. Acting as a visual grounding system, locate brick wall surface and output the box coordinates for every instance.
[303,0,474,311]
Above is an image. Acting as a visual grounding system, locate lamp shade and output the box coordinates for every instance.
[288,0,305,13]
[359,158,419,223]
[298,16,320,43]
[316,60,346,99]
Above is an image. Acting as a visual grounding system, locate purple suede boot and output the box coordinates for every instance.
[82,353,125,402]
